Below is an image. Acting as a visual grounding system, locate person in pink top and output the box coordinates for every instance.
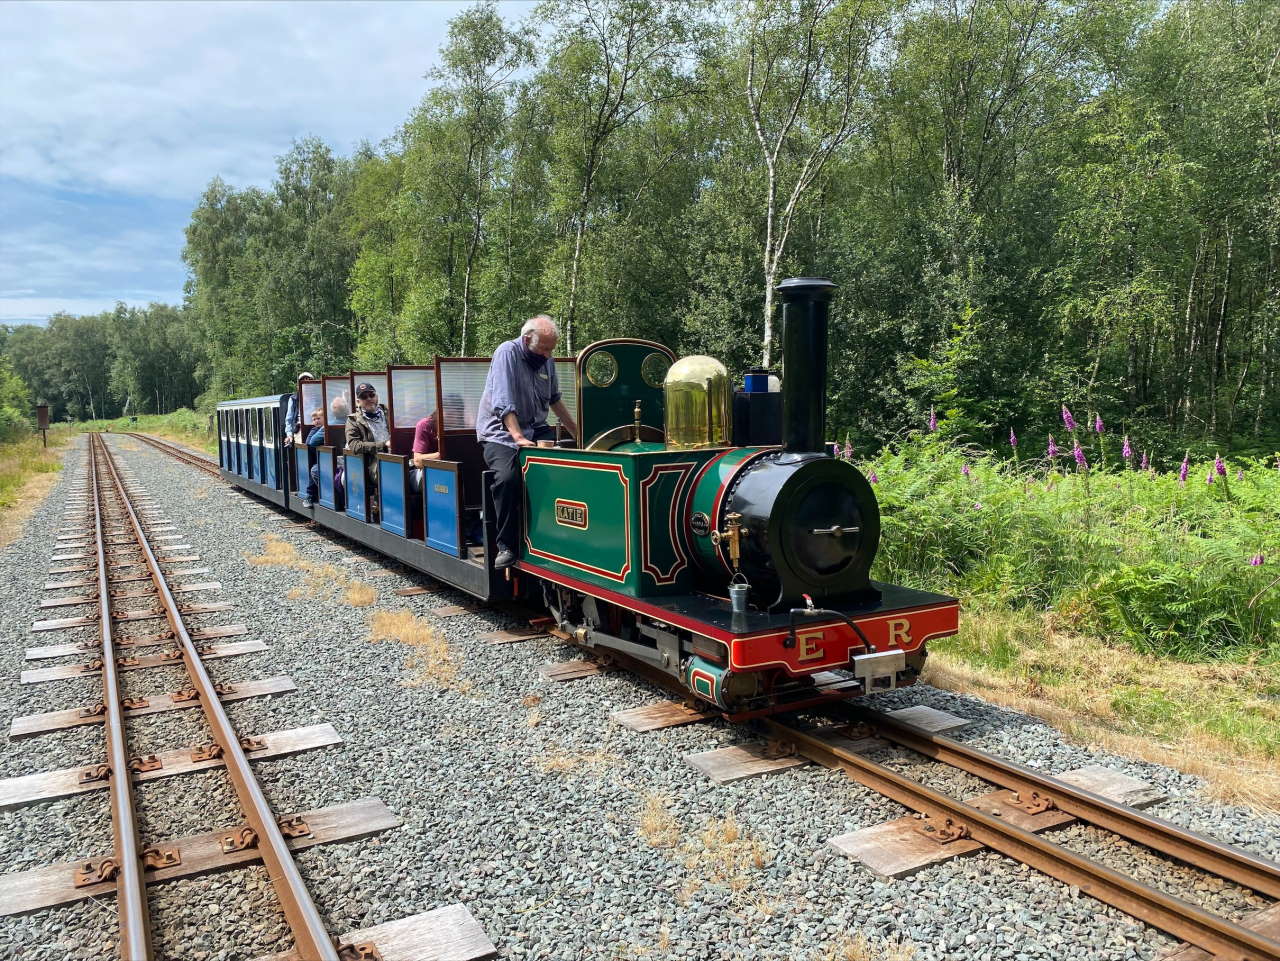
[412,413,439,465]
[409,412,440,497]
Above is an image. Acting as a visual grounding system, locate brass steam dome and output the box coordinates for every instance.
[664,355,732,450]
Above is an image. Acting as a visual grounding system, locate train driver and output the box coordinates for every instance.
[477,314,579,569]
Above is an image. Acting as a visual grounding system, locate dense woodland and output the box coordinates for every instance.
[3,0,1278,454]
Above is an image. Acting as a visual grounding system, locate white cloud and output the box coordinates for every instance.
[1,0,539,200]
[0,0,538,322]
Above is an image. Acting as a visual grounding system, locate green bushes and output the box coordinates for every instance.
[0,407,28,444]
[865,437,1280,661]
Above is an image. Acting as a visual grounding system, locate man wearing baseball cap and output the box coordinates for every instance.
[345,381,391,521]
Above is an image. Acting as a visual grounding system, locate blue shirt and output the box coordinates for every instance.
[306,426,324,447]
[476,338,561,447]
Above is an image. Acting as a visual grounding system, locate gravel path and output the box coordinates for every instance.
[0,433,1276,961]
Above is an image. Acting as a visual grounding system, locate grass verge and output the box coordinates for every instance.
[925,609,1280,810]
[0,426,75,547]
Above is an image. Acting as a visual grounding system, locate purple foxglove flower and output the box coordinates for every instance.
[1073,440,1088,469]
[1062,405,1076,431]
[1009,427,1018,448]
[1122,435,1132,460]
[1140,451,1149,471]
[1179,452,1189,485]
[928,406,937,432]
[1206,468,1215,485]
[1094,413,1104,434]
[1215,454,1226,477]
[973,501,983,510]
[1251,552,1265,566]
[867,470,878,484]
[843,440,853,460]
[1236,469,1243,481]
[830,443,839,457]
[962,463,971,478]
[1047,434,1058,459]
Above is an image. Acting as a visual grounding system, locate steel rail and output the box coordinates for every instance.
[95,433,339,961]
[87,434,154,959]
[123,433,220,476]
[765,717,1280,961]
[847,704,1280,900]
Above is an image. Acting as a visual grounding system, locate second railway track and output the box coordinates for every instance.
[0,433,495,961]
[122,432,221,477]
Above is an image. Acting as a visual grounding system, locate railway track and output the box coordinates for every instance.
[0,433,495,960]
[765,706,1280,961]
[123,432,221,477]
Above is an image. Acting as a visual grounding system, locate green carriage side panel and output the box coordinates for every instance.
[577,340,674,448]
[521,446,721,597]
[522,450,637,590]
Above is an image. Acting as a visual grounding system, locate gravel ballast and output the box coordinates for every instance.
[0,433,1277,961]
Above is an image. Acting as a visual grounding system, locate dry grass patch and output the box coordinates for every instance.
[246,534,303,568]
[532,747,618,775]
[0,428,73,547]
[246,534,379,607]
[638,792,681,849]
[677,812,770,896]
[926,609,1280,810]
[344,581,377,607]
[368,609,468,691]
[815,933,918,961]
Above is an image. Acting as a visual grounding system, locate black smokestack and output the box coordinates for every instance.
[778,277,836,453]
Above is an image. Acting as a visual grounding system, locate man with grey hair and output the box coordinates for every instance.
[477,313,579,569]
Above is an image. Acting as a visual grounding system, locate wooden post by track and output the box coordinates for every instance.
[35,403,49,448]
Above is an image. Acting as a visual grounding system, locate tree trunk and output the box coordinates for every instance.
[1209,227,1233,437]
[760,164,778,368]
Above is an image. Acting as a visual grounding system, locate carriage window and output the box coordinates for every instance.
[324,376,350,426]
[264,406,275,444]
[300,382,323,432]
[437,360,490,431]
[391,368,436,426]
[548,359,578,428]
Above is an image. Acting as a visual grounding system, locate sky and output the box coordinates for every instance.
[0,0,537,326]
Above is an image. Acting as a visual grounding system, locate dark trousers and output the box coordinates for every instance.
[483,426,554,552]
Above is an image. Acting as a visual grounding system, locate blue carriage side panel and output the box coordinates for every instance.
[246,409,257,481]
[317,447,337,510]
[378,455,408,537]
[424,462,464,557]
[295,446,313,499]
[345,453,368,522]
[263,405,279,489]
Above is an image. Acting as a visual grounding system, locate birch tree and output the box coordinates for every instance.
[741,0,892,367]
[535,0,707,349]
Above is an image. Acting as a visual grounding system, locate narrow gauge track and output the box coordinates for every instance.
[768,707,1280,961]
[80,431,339,960]
[132,425,1280,958]
[123,432,220,477]
[0,434,495,961]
